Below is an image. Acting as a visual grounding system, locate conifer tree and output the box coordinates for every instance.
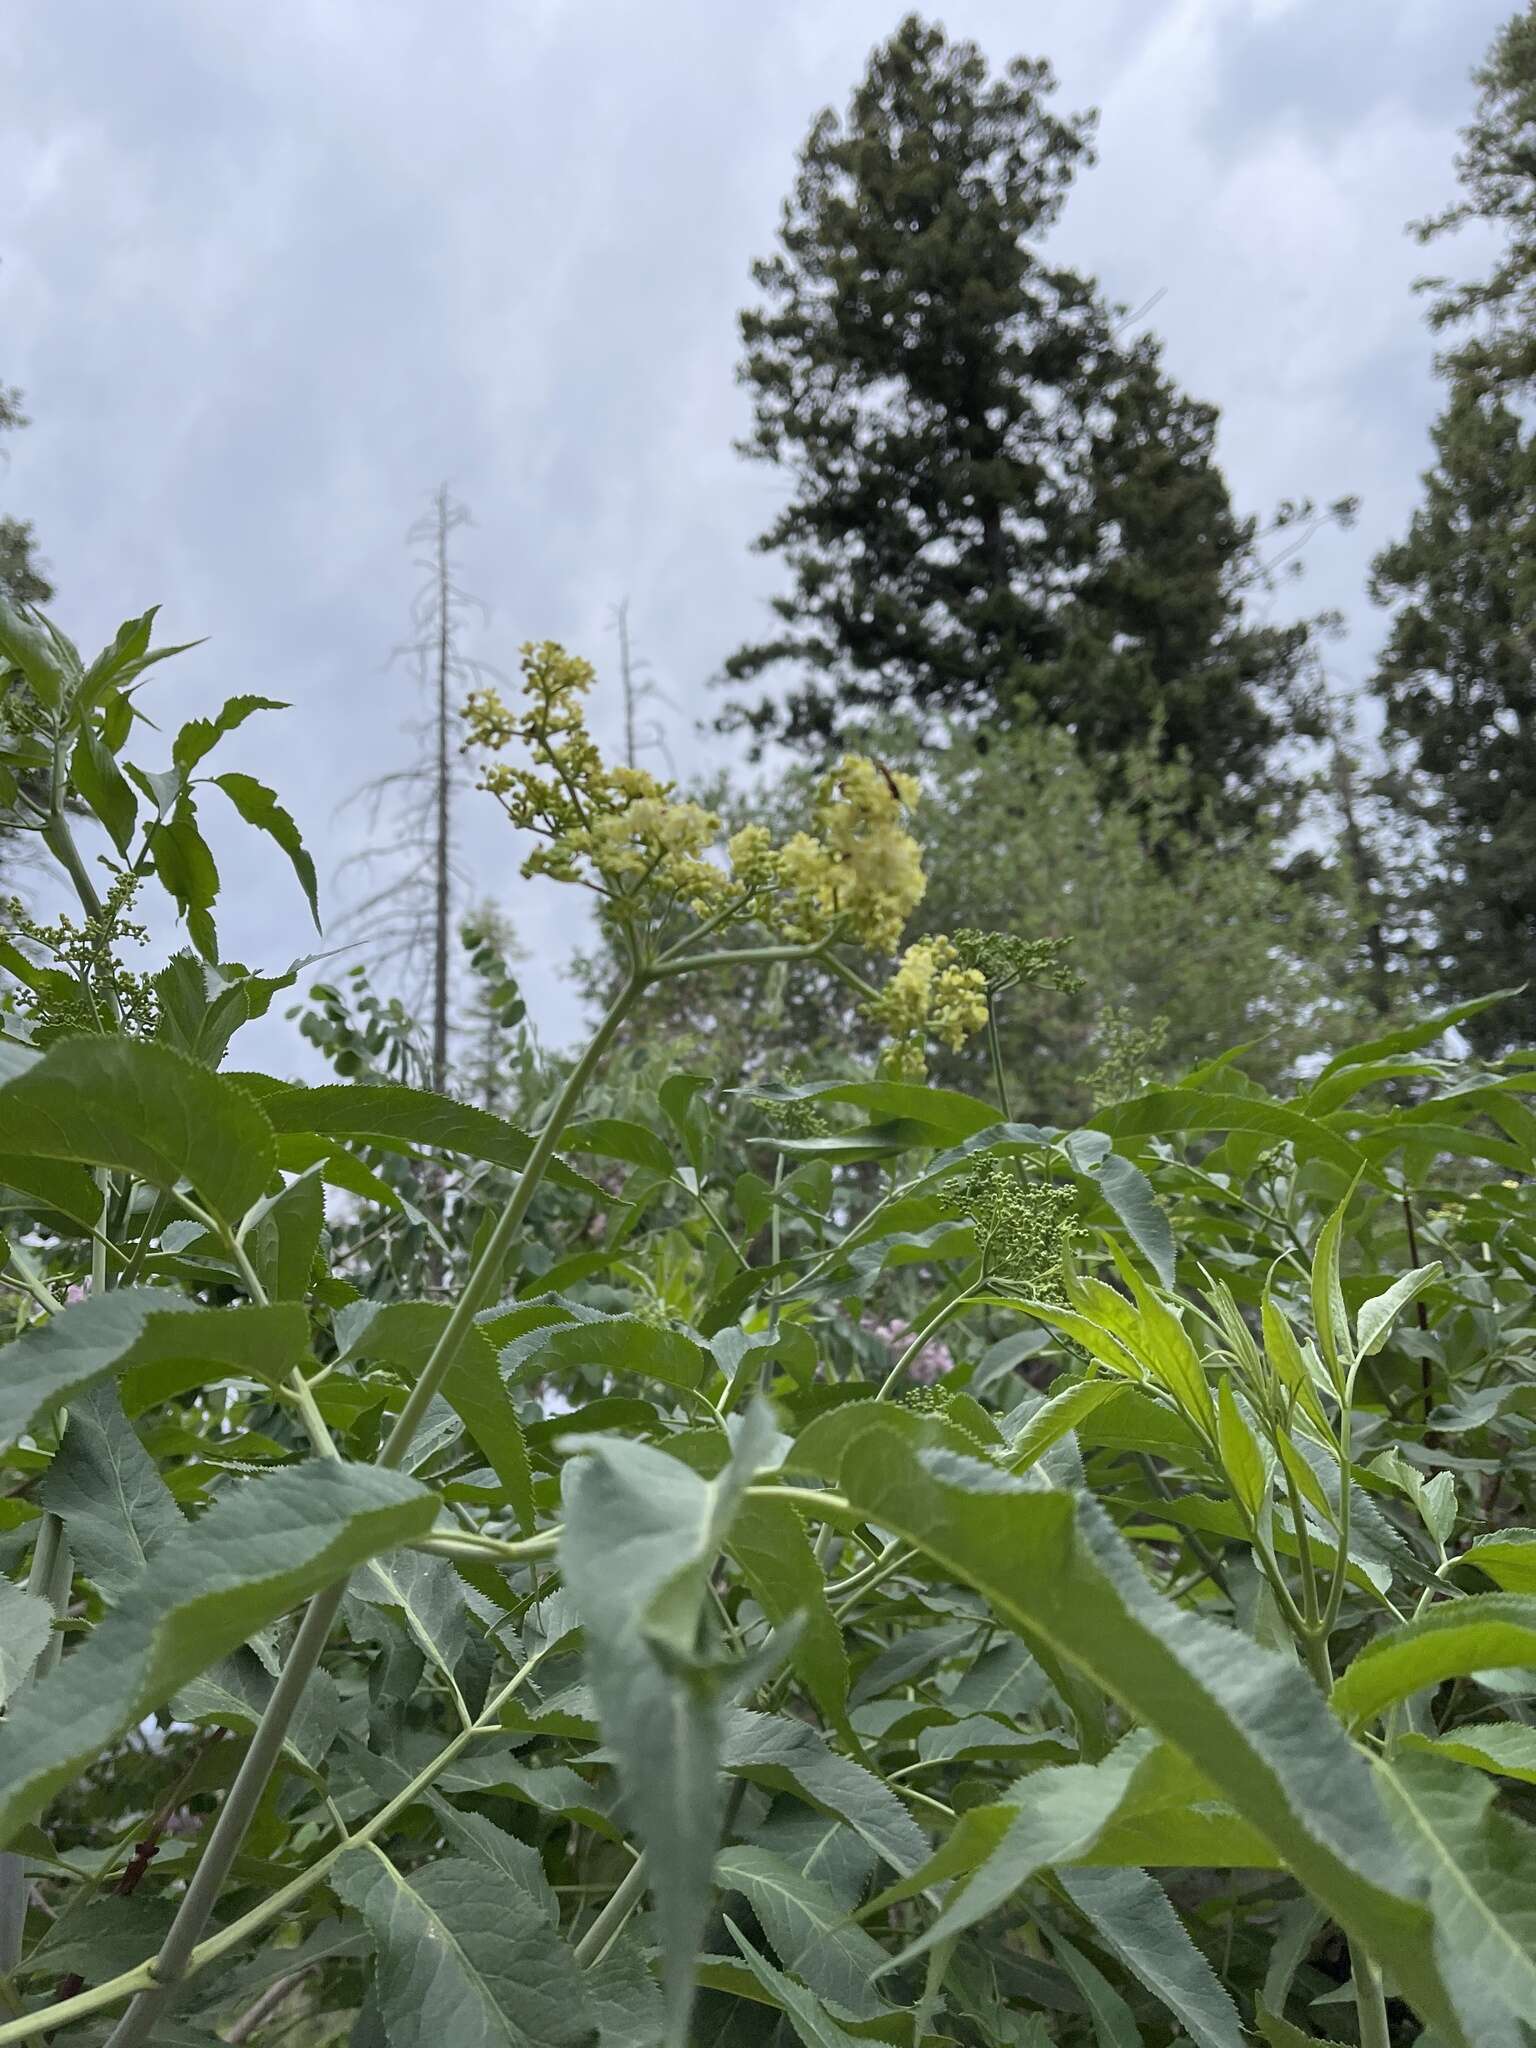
[1370,5,1536,1048]
[724,14,1323,830]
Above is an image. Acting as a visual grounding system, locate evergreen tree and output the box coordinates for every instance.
[724,13,1322,829]
[0,381,51,608]
[1370,6,1536,1050]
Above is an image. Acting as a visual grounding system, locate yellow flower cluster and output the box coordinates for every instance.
[464,644,732,910]
[868,935,988,1080]
[764,756,926,952]
[464,647,930,957]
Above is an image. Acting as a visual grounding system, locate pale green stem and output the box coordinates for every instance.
[0,1515,72,1971]
[1351,1947,1391,2048]
[573,1852,648,1966]
[875,1286,977,1400]
[15,1651,549,2048]
[100,979,644,2048]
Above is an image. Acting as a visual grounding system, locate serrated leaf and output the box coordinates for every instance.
[339,1299,533,1531]
[1356,1264,1442,1358]
[1216,1376,1267,1521]
[0,1580,53,1708]
[39,1381,184,1601]
[1006,1379,1124,1472]
[716,1845,893,2019]
[1058,1866,1245,2048]
[1310,1190,1354,1389]
[70,724,138,854]
[0,1290,310,1450]
[1457,1532,1536,1593]
[0,1036,276,1226]
[172,693,286,776]
[150,797,221,959]
[561,1409,778,2045]
[724,1921,866,2048]
[427,1798,560,1926]
[1376,1752,1536,2048]
[724,1494,850,1735]
[1331,1596,1536,1730]
[0,1460,436,1848]
[333,1848,597,2048]
[212,770,320,928]
[791,1405,1471,2044]
[721,1709,927,1877]
[1398,1724,1536,1786]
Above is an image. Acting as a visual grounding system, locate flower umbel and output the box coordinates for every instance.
[948,1157,1078,1296]
[867,935,987,1080]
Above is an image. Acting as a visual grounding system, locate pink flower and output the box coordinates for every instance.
[861,1314,954,1384]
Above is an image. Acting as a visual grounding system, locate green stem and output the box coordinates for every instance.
[985,999,1012,1123]
[648,940,824,982]
[572,1852,648,1966]
[100,980,643,2048]
[379,974,640,1467]
[1351,1946,1391,2048]
[875,1286,977,1400]
[18,1652,549,2048]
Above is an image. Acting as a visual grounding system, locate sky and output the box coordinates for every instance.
[0,0,1513,1070]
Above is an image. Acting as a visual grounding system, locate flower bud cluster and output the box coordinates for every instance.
[947,1156,1078,1296]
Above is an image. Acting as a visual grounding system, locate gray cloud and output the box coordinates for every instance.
[1,0,1509,1063]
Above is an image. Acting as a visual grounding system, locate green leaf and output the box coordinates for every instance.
[1332,1594,1536,1729]
[149,797,221,959]
[0,1290,311,1450]
[333,1847,598,2048]
[0,593,73,709]
[1355,1264,1442,1358]
[212,770,321,929]
[1376,1753,1536,2048]
[1065,1135,1175,1287]
[172,693,286,776]
[1049,1929,1144,2048]
[881,1737,1150,1965]
[1454,1534,1536,1594]
[171,1645,344,1781]
[512,1313,712,1396]
[70,724,138,854]
[561,1410,777,2045]
[1094,1089,1367,1177]
[244,1078,598,1194]
[1315,992,1520,1078]
[721,1710,927,1876]
[791,1406,1471,2044]
[0,1036,276,1226]
[1007,1380,1125,1472]
[1058,1866,1246,2048]
[352,1547,470,1704]
[1216,1376,1267,1522]
[725,1921,867,2048]
[565,1116,675,1175]
[244,1165,324,1302]
[1310,1188,1354,1389]
[338,1299,533,1530]
[39,1382,184,1601]
[726,1494,850,1735]
[716,1845,894,2019]
[1398,1724,1536,1786]
[0,1460,436,1848]
[427,1798,560,1926]
[0,1579,53,1708]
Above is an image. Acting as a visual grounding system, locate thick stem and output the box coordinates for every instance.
[875,1286,977,1400]
[102,1582,348,2044]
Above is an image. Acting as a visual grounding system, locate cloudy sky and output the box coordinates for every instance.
[1,0,1510,1068]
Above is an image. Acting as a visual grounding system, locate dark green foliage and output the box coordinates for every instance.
[1371,6,1536,1052]
[725,14,1320,830]
[0,381,51,611]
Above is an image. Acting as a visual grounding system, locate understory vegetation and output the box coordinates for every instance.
[2,603,1536,2048]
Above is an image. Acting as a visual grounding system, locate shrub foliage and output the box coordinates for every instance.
[2,600,1536,2048]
